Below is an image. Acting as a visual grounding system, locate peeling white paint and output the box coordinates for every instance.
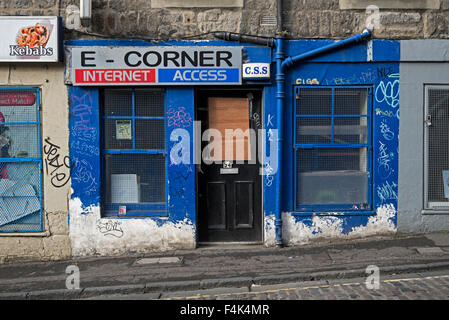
[264,204,397,246]
[69,197,195,257]
[264,214,276,247]
[281,213,344,246]
[349,204,396,237]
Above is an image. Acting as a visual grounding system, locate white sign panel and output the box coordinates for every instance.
[242,63,270,79]
[69,46,242,86]
[0,16,60,62]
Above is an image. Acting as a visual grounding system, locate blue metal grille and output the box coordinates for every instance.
[294,86,372,212]
[0,87,42,232]
[101,88,166,217]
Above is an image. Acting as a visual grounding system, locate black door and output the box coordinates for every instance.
[197,89,262,242]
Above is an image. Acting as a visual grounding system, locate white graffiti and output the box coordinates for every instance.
[71,157,97,196]
[268,128,276,142]
[380,119,394,141]
[327,70,376,86]
[267,114,274,127]
[375,73,399,109]
[264,162,274,187]
[377,141,394,179]
[377,181,398,204]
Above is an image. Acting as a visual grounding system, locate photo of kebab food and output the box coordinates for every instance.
[16,23,50,48]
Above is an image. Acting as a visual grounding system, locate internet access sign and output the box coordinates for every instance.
[69,46,242,86]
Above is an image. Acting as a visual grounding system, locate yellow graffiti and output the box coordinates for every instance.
[296,78,319,85]
[375,108,394,118]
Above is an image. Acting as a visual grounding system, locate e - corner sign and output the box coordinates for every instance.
[70,46,242,86]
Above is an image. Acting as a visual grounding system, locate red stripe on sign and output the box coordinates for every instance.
[0,92,35,106]
[75,69,156,84]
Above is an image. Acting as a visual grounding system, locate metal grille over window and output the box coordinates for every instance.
[0,88,42,232]
[425,87,449,209]
[295,86,371,211]
[102,88,166,216]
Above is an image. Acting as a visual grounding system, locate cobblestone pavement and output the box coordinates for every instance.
[155,270,449,300]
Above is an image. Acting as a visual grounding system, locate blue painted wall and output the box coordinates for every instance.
[69,86,100,208]
[262,39,400,235]
[67,38,400,245]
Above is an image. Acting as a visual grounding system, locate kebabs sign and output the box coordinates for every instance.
[70,47,242,86]
[0,16,60,62]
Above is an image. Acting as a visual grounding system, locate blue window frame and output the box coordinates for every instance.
[294,86,373,213]
[0,87,43,232]
[101,88,167,217]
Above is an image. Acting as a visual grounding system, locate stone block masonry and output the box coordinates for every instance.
[0,0,448,39]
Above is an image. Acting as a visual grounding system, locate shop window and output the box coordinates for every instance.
[0,87,42,232]
[294,87,372,212]
[424,86,449,210]
[101,88,166,216]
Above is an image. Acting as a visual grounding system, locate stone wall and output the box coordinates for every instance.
[1,0,449,40]
[0,64,71,263]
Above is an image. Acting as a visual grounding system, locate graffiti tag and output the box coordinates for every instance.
[167,106,192,127]
[264,162,274,187]
[380,119,394,141]
[377,141,394,180]
[375,73,399,109]
[43,137,74,188]
[296,78,319,85]
[377,181,398,204]
[96,219,124,238]
[71,157,97,196]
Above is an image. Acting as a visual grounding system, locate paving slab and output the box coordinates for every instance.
[0,233,449,299]
[425,233,449,247]
[416,247,446,255]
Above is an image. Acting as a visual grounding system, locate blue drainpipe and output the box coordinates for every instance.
[214,29,372,247]
[274,37,285,247]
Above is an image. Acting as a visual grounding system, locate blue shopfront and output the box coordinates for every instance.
[65,34,400,256]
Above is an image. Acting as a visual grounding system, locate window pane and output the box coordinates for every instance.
[0,161,41,230]
[1,124,39,158]
[135,119,164,149]
[334,88,368,115]
[104,119,133,149]
[135,89,164,117]
[0,88,42,233]
[0,105,38,123]
[296,117,332,144]
[427,89,449,203]
[104,153,165,203]
[296,88,332,115]
[334,117,367,144]
[208,97,252,161]
[103,89,132,116]
[297,148,368,205]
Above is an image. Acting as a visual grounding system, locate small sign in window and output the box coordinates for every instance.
[116,120,132,140]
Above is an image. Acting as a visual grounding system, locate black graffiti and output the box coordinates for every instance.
[376,67,393,80]
[252,113,262,129]
[169,166,193,199]
[43,137,74,188]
